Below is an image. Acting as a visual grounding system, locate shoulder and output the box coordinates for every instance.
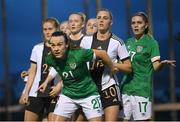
[70,48,92,53]
[45,54,54,65]
[70,48,93,57]
[81,35,93,43]
[33,42,44,50]
[111,33,125,45]
[80,35,93,48]
[125,37,134,44]
[82,35,93,40]
[144,35,159,45]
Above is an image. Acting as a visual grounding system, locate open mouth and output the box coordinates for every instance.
[134,29,139,32]
[99,24,104,27]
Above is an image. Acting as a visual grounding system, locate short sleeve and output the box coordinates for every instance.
[49,67,58,78]
[30,46,37,63]
[118,42,130,60]
[151,40,160,62]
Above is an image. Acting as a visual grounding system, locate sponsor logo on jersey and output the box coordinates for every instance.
[136,45,143,52]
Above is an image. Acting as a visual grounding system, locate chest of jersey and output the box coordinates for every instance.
[127,40,151,65]
[54,56,89,86]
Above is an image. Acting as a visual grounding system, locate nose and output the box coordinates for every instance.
[133,23,138,28]
[71,21,75,26]
[54,46,59,51]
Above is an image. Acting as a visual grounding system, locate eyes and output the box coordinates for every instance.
[97,16,109,20]
[51,42,63,48]
[87,23,97,27]
[131,21,143,25]
[43,27,54,31]
[69,18,82,24]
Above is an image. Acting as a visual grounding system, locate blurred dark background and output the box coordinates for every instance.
[0,0,180,121]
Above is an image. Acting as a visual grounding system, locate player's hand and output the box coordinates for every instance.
[112,63,120,73]
[21,92,29,105]
[37,82,48,93]
[19,94,26,105]
[49,81,62,97]
[109,64,117,77]
[21,70,29,79]
[161,60,176,67]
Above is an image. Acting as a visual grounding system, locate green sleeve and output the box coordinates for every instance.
[150,39,160,59]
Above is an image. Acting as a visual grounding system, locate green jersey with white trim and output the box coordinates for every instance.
[46,48,99,99]
[122,35,160,100]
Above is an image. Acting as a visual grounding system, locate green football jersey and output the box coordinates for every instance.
[46,48,99,99]
[122,34,160,100]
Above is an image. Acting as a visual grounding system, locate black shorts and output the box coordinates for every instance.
[25,96,58,116]
[100,84,123,109]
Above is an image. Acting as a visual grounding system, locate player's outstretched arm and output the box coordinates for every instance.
[153,59,176,71]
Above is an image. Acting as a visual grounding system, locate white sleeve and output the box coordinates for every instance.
[49,67,58,78]
[118,43,130,60]
[30,46,37,63]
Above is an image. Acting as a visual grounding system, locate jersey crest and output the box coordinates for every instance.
[69,62,77,69]
[136,45,143,52]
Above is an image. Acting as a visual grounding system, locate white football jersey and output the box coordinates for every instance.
[80,34,129,90]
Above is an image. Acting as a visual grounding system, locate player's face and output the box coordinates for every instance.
[59,22,71,36]
[50,36,68,59]
[43,22,57,41]
[131,16,148,36]
[68,14,84,35]
[96,11,112,32]
[86,19,97,35]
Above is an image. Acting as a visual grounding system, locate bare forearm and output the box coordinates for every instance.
[25,69,36,94]
[153,60,176,71]
[115,61,132,73]
[93,49,113,69]
[44,74,55,84]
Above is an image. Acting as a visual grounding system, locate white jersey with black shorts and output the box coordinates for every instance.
[25,42,57,116]
[80,33,130,109]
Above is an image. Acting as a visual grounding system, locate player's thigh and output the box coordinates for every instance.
[79,95,103,120]
[25,97,44,119]
[119,94,133,120]
[53,114,69,122]
[53,94,78,119]
[24,110,39,121]
[101,84,121,120]
[71,107,86,121]
[104,105,119,121]
[132,95,152,120]
[45,96,59,121]
[101,84,122,109]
